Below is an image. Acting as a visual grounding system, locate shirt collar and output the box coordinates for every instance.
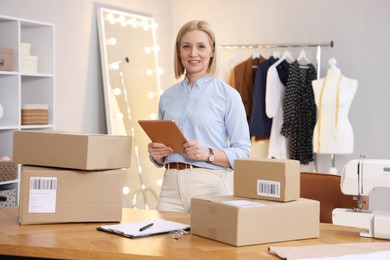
[183,74,213,89]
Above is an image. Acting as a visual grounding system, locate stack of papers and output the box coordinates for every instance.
[97,219,190,238]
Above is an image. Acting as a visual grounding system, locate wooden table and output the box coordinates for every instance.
[0,206,381,259]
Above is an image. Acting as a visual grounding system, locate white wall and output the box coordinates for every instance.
[1,0,390,204]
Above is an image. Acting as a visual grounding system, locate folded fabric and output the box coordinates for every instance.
[268,242,390,260]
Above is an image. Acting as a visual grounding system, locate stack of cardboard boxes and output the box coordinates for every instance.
[191,158,320,246]
[13,130,132,225]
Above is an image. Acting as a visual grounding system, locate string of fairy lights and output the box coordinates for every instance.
[103,9,163,209]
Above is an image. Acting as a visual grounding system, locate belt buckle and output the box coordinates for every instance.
[177,162,189,170]
[175,162,182,170]
[179,163,188,170]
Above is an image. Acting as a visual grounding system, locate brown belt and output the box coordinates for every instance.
[165,162,199,170]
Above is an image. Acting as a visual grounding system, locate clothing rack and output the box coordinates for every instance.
[219,41,334,80]
[219,41,334,49]
[219,41,335,172]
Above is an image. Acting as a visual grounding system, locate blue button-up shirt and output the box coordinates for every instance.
[157,75,251,170]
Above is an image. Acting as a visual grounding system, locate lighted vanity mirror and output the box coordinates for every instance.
[97,7,161,209]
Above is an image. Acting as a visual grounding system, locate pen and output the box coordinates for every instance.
[139,223,154,232]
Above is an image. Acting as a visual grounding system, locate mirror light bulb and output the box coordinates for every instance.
[114,88,121,95]
[106,13,116,24]
[129,18,137,27]
[118,15,127,27]
[116,113,123,120]
[147,91,154,99]
[110,62,120,70]
[146,69,153,76]
[107,37,117,46]
[122,186,130,195]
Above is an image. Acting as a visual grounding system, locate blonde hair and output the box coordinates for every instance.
[174,20,219,79]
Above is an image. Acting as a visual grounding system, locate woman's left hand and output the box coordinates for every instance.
[183,140,209,161]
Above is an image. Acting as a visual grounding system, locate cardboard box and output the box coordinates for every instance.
[19,166,124,225]
[234,158,300,202]
[0,48,13,71]
[13,130,132,170]
[191,196,319,246]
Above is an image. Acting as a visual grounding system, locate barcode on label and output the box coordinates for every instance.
[257,179,280,198]
[30,177,57,191]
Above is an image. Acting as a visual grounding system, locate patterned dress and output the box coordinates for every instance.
[281,61,317,164]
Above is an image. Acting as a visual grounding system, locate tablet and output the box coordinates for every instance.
[138,120,187,153]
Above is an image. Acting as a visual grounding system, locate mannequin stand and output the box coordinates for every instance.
[329,153,338,174]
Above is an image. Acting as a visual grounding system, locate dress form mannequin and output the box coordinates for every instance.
[312,58,358,173]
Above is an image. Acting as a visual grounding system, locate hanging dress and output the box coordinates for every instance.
[249,56,277,139]
[265,59,290,159]
[281,61,317,164]
[229,56,266,123]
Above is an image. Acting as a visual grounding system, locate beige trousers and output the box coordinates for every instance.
[156,167,233,212]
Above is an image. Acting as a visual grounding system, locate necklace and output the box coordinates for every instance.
[316,74,343,153]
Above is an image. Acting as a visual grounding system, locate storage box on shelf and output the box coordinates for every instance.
[21,104,49,125]
[0,183,17,209]
[20,42,38,73]
[0,48,14,71]
[0,161,17,182]
[20,43,30,56]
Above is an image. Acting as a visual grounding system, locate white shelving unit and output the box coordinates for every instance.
[0,15,55,206]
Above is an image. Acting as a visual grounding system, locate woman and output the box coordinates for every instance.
[148,20,251,212]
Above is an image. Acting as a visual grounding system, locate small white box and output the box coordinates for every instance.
[20,42,31,56]
[21,55,38,73]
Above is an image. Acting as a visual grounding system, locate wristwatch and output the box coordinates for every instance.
[207,148,215,163]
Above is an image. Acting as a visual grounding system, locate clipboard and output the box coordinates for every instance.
[97,219,190,239]
[138,120,188,153]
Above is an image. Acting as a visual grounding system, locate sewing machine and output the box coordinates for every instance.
[332,159,390,239]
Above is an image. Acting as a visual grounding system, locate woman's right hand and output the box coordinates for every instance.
[148,142,174,164]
